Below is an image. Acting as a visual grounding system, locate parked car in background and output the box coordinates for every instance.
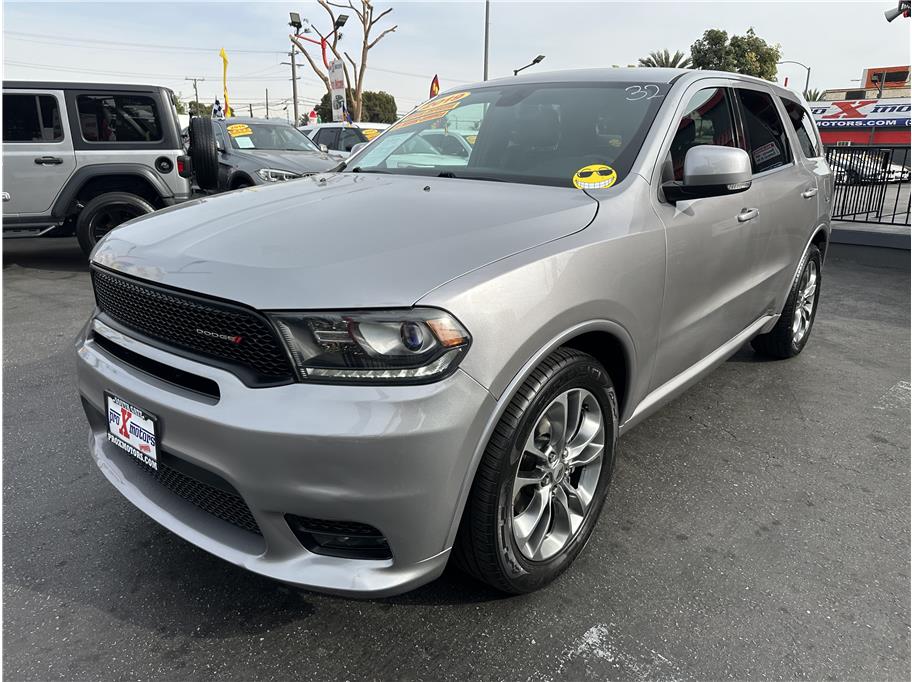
[2,81,191,255]
[187,117,340,192]
[76,68,832,597]
[298,122,378,158]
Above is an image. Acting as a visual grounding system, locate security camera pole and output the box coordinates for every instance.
[514,55,545,76]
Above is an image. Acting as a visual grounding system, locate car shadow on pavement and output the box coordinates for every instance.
[3,238,89,273]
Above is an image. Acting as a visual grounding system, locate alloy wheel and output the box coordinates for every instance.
[793,259,819,345]
[511,388,605,561]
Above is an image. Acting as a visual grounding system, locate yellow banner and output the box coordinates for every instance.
[219,48,232,117]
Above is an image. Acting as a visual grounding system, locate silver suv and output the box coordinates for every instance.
[76,68,832,596]
[2,81,191,255]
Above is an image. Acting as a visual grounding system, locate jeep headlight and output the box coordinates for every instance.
[270,309,471,383]
[256,168,302,182]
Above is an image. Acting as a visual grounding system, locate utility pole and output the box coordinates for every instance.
[265,88,269,119]
[281,51,301,125]
[483,0,490,80]
[184,76,205,115]
[290,50,299,124]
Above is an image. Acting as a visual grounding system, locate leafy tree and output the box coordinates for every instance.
[316,90,397,123]
[803,88,822,102]
[188,101,211,117]
[638,49,691,69]
[690,28,781,81]
[360,91,397,122]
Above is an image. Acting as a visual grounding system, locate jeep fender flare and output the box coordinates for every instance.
[52,164,174,219]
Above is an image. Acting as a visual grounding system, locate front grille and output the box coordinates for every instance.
[91,267,293,385]
[128,450,261,535]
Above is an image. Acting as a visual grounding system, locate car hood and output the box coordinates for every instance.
[92,173,598,309]
[231,148,339,174]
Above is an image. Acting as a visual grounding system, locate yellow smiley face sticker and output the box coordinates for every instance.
[573,164,617,190]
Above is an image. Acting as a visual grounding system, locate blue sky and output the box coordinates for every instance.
[4,1,909,117]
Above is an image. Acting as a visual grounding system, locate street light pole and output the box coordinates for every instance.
[288,13,303,125]
[483,0,490,80]
[777,60,811,95]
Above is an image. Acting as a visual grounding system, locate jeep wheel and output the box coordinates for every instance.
[454,348,618,593]
[189,117,219,191]
[75,192,155,256]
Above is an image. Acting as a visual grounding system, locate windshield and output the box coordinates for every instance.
[346,82,668,188]
[226,122,321,152]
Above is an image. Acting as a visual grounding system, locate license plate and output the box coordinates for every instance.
[105,392,159,470]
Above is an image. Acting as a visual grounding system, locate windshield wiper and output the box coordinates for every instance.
[351,167,392,173]
[436,171,504,182]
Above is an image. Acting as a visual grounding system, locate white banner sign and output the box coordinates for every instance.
[810,99,911,129]
[329,59,346,122]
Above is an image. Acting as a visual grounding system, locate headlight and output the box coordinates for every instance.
[270,308,471,383]
[256,168,302,182]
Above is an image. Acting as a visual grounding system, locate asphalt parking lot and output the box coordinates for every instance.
[3,238,910,681]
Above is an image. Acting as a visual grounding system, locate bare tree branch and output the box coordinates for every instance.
[292,0,396,122]
[369,7,393,28]
[367,26,397,50]
[290,35,331,90]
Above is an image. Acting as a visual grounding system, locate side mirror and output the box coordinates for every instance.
[349,142,368,156]
[663,145,752,204]
[319,143,329,153]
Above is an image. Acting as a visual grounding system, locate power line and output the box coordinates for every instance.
[4,60,319,85]
[5,31,476,83]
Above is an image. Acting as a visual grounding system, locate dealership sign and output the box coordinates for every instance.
[810,99,911,128]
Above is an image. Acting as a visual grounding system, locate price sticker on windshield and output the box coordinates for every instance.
[227,123,253,137]
[396,92,471,129]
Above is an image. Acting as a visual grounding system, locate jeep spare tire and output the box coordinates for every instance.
[75,192,155,257]
[189,117,219,190]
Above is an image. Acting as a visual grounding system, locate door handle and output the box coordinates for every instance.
[737,207,760,223]
[34,156,64,165]
[801,187,818,199]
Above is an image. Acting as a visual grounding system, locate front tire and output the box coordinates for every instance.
[454,348,618,593]
[752,244,822,359]
[75,192,155,257]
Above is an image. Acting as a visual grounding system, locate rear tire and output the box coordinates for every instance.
[454,348,618,593]
[189,117,219,191]
[75,192,155,257]
[751,244,822,359]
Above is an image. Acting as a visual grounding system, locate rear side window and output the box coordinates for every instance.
[77,94,162,143]
[339,127,365,152]
[313,128,338,149]
[3,94,64,142]
[736,89,791,173]
[780,98,821,158]
[669,87,737,181]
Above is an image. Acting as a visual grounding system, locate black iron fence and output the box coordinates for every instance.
[824,145,911,226]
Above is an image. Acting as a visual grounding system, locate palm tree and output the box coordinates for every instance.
[638,49,692,69]
[803,88,822,102]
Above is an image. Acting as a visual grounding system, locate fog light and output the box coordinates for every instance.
[285,515,392,560]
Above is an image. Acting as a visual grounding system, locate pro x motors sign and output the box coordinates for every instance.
[810,99,911,129]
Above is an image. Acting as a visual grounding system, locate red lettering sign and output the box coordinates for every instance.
[822,100,876,119]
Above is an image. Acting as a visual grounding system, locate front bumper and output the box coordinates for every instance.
[76,319,494,597]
